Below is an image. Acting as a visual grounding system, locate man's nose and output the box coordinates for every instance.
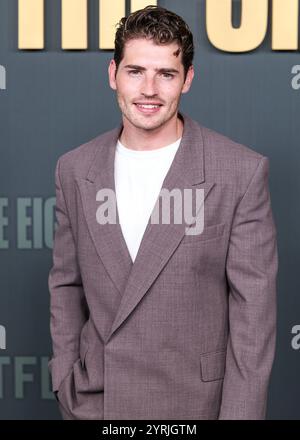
[141,76,158,96]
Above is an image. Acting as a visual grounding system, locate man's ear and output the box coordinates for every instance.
[182,65,195,94]
[108,59,117,90]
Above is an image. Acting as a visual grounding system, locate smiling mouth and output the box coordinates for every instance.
[134,103,163,113]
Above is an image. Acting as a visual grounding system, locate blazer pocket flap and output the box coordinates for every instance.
[183,222,226,244]
[200,349,226,382]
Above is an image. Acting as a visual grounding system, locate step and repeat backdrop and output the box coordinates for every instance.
[0,0,300,419]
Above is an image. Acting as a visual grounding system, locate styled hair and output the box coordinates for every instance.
[114,5,194,80]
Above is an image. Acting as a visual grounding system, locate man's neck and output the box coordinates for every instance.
[119,114,184,151]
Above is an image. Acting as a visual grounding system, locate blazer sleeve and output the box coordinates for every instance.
[48,157,89,394]
[218,156,278,420]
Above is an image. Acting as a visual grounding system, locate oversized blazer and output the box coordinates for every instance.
[48,112,278,420]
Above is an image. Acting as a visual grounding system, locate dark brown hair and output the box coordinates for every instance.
[114,5,194,80]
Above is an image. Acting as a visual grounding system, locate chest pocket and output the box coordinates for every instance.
[181,222,226,245]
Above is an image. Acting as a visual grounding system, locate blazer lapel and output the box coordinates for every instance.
[76,124,133,297]
[107,112,215,342]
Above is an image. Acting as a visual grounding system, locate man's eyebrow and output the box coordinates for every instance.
[124,65,180,74]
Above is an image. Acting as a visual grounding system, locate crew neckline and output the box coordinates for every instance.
[116,137,182,158]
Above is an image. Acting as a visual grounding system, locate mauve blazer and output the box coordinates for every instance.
[48,112,278,420]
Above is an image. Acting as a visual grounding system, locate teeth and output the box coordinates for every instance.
[137,104,160,109]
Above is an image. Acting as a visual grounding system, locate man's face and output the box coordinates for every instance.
[108,38,194,131]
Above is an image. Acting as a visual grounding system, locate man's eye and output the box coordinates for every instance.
[129,70,141,76]
[161,73,174,79]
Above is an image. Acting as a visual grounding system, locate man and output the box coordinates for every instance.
[48,6,278,420]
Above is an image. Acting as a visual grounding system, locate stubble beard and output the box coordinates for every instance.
[117,94,180,132]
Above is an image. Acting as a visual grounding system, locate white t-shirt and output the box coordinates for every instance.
[114,137,182,262]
